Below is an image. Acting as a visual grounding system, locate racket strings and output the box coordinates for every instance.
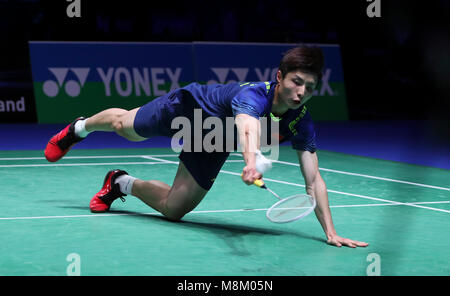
[271,198,309,219]
[266,194,316,223]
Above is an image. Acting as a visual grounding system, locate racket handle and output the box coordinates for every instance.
[253,178,266,188]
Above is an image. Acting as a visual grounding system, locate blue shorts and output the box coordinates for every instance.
[133,89,230,191]
[178,150,229,190]
[134,89,188,138]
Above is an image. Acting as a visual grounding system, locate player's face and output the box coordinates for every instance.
[276,70,317,109]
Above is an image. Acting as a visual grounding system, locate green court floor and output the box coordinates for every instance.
[0,146,449,276]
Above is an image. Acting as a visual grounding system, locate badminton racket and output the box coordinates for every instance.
[252,178,316,223]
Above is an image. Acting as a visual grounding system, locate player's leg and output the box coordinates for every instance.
[142,150,229,220]
[44,89,180,162]
[84,107,147,142]
[131,160,208,221]
[83,108,128,132]
[141,150,230,220]
[44,107,147,162]
[90,151,229,220]
[89,160,207,221]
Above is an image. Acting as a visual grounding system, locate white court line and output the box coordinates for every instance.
[271,160,450,192]
[217,169,450,214]
[140,156,243,164]
[0,162,164,168]
[0,161,164,168]
[0,153,242,161]
[5,153,444,191]
[140,156,178,163]
[1,201,449,221]
[0,159,243,168]
[1,154,448,213]
[0,155,179,161]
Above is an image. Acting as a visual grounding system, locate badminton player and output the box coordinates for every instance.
[45,45,368,248]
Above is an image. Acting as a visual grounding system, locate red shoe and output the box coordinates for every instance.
[44,117,85,162]
[89,170,129,213]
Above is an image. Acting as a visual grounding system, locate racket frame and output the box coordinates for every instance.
[266,194,317,223]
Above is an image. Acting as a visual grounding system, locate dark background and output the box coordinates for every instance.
[0,0,448,131]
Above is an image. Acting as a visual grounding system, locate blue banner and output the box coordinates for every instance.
[29,41,348,123]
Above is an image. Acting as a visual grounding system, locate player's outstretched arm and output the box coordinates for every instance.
[297,150,369,248]
[235,113,262,185]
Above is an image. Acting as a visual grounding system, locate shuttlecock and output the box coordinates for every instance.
[255,149,272,174]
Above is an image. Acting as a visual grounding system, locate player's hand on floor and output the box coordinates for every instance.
[327,234,369,248]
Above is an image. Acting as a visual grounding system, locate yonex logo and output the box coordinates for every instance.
[43,67,90,97]
[207,67,278,85]
[208,67,335,96]
[312,69,334,96]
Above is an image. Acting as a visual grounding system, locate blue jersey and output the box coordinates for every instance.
[181,81,317,152]
[133,81,317,190]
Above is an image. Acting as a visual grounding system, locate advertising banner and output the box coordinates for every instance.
[193,42,348,120]
[29,41,347,123]
[29,42,195,123]
[0,69,37,123]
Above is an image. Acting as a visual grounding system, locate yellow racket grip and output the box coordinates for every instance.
[253,178,265,188]
[241,173,266,188]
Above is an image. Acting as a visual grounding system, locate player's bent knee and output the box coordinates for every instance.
[163,212,186,222]
[162,204,193,222]
[163,208,191,221]
[164,204,193,221]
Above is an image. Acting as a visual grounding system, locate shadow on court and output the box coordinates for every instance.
[58,205,325,248]
[119,209,325,257]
